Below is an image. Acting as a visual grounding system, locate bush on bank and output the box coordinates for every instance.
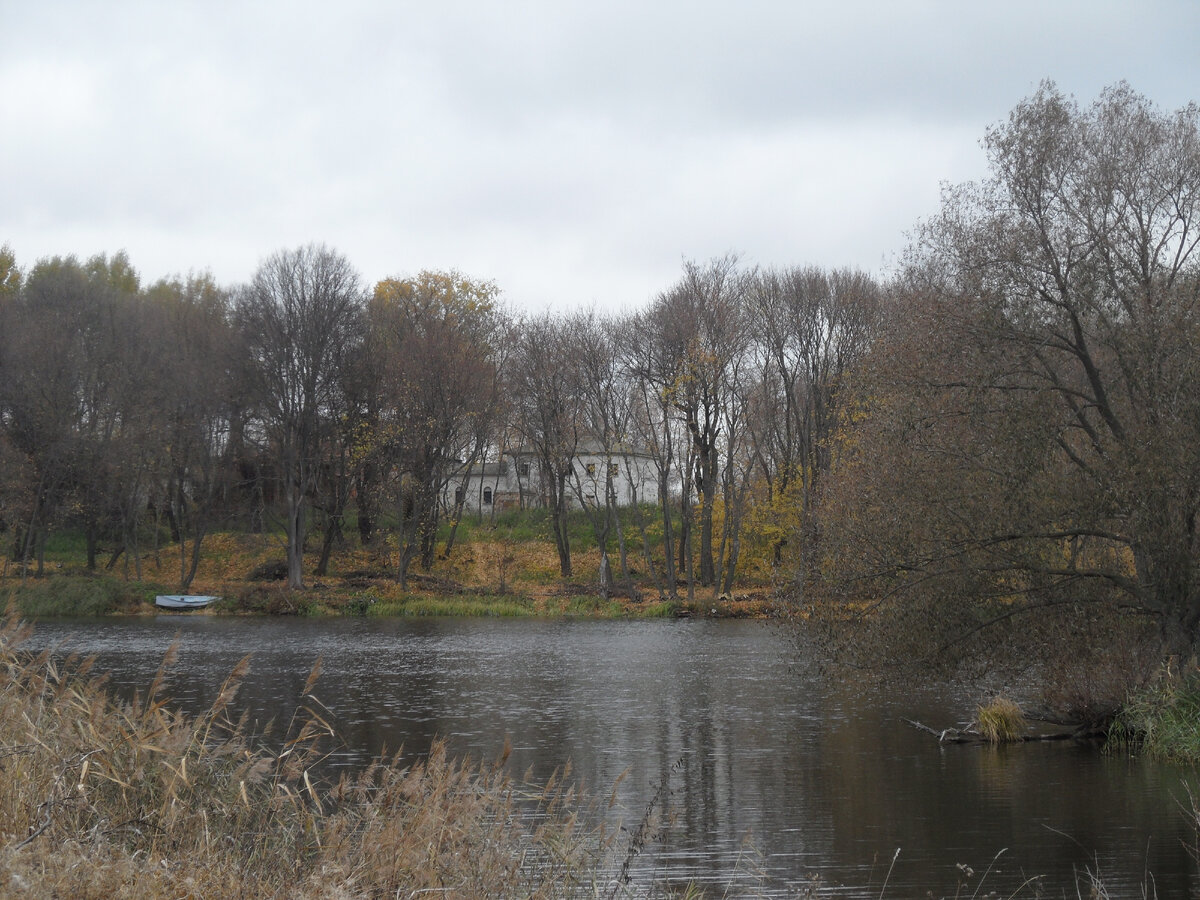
[1111,659,1200,762]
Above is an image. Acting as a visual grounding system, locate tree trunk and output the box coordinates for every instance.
[442,497,467,559]
[629,488,664,598]
[419,505,439,571]
[180,525,206,591]
[86,522,99,571]
[354,456,378,546]
[550,473,572,578]
[165,503,181,545]
[285,485,305,590]
[315,513,342,577]
[610,489,635,598]
[698,443,718,586]
[659,472,677,600]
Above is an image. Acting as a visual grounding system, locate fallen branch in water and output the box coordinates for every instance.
[901,717,1085,744]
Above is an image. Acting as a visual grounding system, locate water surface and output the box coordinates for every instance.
[23,616,1200,897]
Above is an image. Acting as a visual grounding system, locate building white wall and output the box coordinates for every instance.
[443,449,660,514]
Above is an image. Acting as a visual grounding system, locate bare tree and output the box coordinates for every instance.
[567,309,642,595]
[237,245,364,590]
[0,253,142,575]
[0,244,19,302]
[646,256,747,590]
[624,308,682,599]
[510,313,582,578]
[818,83,1200,656]
[745,266,881,568]
[144,273,240,590]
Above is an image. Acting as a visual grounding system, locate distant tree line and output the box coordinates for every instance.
[0,241,880,599]
[4,81,1200,658]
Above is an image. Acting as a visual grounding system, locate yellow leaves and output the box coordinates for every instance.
[0,242,20,299]
[372,270,498,323]
[737,470,811,570]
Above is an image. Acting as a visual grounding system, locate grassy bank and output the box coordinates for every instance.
[0,615,613,898]
[0,511,777,620]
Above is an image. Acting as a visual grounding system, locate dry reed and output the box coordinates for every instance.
[0,613,607,898]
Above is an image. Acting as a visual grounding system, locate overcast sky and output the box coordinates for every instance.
[3,1,1199,312]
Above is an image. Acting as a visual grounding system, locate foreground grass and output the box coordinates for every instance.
[0,615,611,898]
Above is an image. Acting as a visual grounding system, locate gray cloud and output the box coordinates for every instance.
[3,0,1198,308]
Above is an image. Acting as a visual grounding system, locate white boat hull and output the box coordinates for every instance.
[155,594,219,610]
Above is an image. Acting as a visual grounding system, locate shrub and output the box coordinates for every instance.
[344,592,378,616]
[1112,660,1200,762]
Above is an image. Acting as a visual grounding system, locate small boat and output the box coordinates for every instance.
[155,594,219,610]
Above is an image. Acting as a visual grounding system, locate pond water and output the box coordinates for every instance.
[21,616,1200,897]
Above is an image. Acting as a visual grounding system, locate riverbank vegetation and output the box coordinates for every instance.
[1113,660,1200,762]
[3,81,1200,749]
[0,247,855,609]
[0,506,773,620]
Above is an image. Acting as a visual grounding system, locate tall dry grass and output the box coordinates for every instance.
[975,696,1026,743]
[0,614,608,898]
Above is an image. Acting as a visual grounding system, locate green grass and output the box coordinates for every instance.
[36,523,175,567]
[637,600,678,618]
[481,507,593,547]
[452,504,672,555]
[40,530,91,558]
[1112,662,1200,762]
[366,593,537,617]
[4,576,162,617]
[559,595,625,617]
[2,504,772,623]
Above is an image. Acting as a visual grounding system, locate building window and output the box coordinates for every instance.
[455,487,464,505]
[519,462,531,477]
[586,463,596,477]
[609,462,620,477]
[483,487,493,506]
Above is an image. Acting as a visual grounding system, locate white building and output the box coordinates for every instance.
[444,441,660,514]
